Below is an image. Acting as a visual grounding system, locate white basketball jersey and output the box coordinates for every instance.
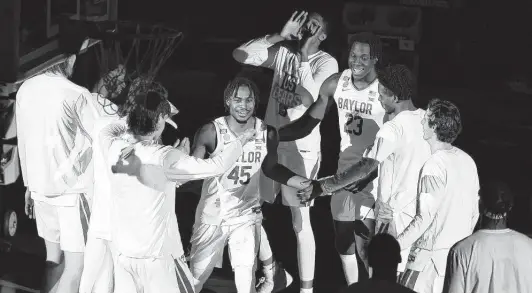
[196,117,268,226]
[334,69,386,172]
[266,47,332,157]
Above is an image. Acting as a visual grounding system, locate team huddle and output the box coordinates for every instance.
[14,8,532,293]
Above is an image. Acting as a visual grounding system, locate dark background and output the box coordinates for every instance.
[1,0,532,292]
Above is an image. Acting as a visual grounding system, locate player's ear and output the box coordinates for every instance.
[319,33,327,42]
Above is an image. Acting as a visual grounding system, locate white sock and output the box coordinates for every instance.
[296,227,315,282]
[339,254,359,285]
[300,288,313,293]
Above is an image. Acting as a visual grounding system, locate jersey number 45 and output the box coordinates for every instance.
[227,165,252,185]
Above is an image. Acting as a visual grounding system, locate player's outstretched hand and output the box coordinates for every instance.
[174,137,191,155]
[298,180,323,205]
[280,11,308,40]
[238,128,257,145]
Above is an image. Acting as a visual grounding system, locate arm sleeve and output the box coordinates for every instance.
[234,36,277,68]
[53,91,98,187]
[14,100,28,187]
[442,247,467,293]
[397,160,446,249]
[162,140,243,181]
[298,57,339,101]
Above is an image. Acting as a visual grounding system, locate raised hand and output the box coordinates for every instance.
[238,128,257,145]
[174,137,191,155]
[280,11,308,40]
[301,24,322,55]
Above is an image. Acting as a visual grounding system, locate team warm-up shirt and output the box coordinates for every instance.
[196,117,268,226]
[365,109,431,270]
[397,147,480,276]
[333,69,386,202]
[16,74,98,206]
[236,36,338,158]
[102,123,244,258]
[88,110,122,241]
[443,229,532,293]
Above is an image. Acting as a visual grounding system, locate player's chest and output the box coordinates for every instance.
[334,88,384,118]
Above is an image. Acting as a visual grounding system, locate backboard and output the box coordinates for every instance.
[0,0,119,97]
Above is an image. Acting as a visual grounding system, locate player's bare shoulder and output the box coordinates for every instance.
[321,73,342,96]
[192,122,217,156]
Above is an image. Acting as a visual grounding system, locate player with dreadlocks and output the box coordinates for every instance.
[443,180,532,293]
[188,76,293,293]
[299,64,432,275]
[263,32,385,285]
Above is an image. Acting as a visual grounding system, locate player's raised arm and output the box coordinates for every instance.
[278,73,339,142]
[162,128,255,182]
[232,11,308,69]
[190,122,217,159]
[261,125,312,190]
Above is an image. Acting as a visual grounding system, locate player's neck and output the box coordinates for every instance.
[480,214,509,230]
[392,100,416,116]
[352,69,377,88]
[428,139,452,154]
[225,116,255,135]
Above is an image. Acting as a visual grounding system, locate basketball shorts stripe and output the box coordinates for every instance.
[174,257,194,293]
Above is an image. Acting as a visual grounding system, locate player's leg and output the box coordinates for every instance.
[142,256,194,293]
[33,199,65,293]
[279,153,320,293]
[227,220,261,293]
[55,193,91,293]
[113,254,139,293]
[79,237,114,293]
[330,189,375,285]
[188,222,228,292]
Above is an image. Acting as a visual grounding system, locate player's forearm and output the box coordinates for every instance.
[261,154,304,188]
[164,140,243,181]
[233,35,280,66]
[278,113,320,142]
[319,158,379,195]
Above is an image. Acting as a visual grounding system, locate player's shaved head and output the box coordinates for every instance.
[480,180,514,217]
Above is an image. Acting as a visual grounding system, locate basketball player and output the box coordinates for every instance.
[397,99,479,293]
[233,10,338,293]
[17,38,97,293]
[188,77,282,293]
[79,65,126,293]
[443,180,532,293]
[270,32,385,285]
[300,64,431,275]
[102,89,256,293]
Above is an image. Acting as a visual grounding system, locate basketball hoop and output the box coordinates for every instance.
[72,20,184,108]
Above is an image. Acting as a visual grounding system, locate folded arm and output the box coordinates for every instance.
[261,125,311,189]
[278,73,340,142]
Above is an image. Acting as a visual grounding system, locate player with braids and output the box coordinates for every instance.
[297,64,432,276]
[189,76,291,293]
[443,180,532,293]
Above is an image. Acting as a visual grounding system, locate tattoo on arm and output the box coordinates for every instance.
[320,157,379,195]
